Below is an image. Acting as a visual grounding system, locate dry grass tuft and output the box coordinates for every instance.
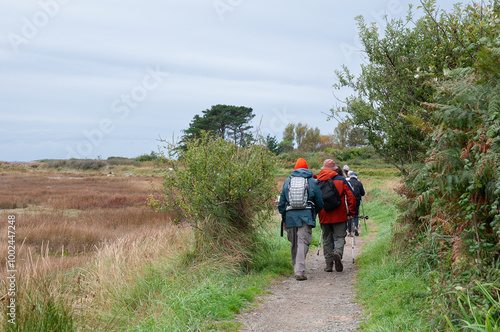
[0,168,182,329]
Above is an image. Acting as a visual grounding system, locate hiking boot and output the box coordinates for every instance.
[324,263,333,272]
[354,228,359,236]
[333,252,343,272]
[295,275,307,281]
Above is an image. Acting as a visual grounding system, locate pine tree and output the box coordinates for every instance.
[182,104,255,145]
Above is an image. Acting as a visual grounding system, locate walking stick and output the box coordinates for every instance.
[361,200,368,232]
[352,230,355,263]
[317,226,322,255]
[280,214,284,237]
[350,216,355,263]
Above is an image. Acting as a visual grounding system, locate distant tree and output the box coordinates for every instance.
[278,140,294,153]
[183,104,255,146]
[348,126,366,147]
[135,151,159,162]
[333,120,366,148]
[299,127,321,151]
[263,134,282,155]
[333,121,350,148]
[280,122,322,152]
[318,135,335,150]
[283,123,295,144]
[294,123,308,147]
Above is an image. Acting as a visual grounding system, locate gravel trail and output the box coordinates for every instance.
[238,233,366,331]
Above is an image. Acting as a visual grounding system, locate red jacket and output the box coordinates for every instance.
[317,169,357,224]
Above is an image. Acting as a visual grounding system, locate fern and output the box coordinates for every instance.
[398,34,500,329]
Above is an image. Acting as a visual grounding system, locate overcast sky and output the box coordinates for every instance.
[0,0,458,161]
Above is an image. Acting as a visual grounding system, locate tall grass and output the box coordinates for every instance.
[0,168,293,331]
[2,243,76,331]
[77,217,291,331]
[445,282,500,331]
[0,171,169,263]
[355,176,432,331]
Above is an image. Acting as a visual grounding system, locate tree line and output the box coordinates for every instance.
[181,104,365,155]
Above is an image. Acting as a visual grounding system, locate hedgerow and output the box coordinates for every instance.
[397,35,500,328]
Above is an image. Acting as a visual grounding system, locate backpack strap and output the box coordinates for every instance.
[332,175,355,196]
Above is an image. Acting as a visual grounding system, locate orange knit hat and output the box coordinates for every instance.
[294,158,308,170]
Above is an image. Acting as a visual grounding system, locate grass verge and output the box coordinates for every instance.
[2,220,293,331]
[355,178,432,331]
[102,221,293,331]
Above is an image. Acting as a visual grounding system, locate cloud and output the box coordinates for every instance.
[0,0,458,161]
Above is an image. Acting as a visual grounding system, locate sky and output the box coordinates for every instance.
[0,0,458,162]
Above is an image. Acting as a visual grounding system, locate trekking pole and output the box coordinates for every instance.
[317,227,322,255]
[280,212,285,237]
[361,200,367,232]
[351,217,355,263]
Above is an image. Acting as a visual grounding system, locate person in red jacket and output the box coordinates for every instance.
[317,159,357,272]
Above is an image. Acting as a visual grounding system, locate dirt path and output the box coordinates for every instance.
[238,233,366,331]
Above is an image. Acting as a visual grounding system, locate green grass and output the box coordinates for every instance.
[2,218,294,332]
[3,277,75,332]
[355,181,432,331]
[96,224,293,331]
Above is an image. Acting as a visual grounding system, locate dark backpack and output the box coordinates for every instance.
[348,178,362,203]
[318,179,342,211]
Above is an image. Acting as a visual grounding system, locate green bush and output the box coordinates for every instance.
[396,37,500,328]
[106,157,140,166]
[41,159,107,170]
[134,151,160,162]
[148,134,278,266]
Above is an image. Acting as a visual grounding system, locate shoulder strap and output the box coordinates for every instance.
[332,175,354,195]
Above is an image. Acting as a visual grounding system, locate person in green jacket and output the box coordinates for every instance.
[278,158,324,281]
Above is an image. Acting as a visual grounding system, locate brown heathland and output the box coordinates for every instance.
[0,167,171,273]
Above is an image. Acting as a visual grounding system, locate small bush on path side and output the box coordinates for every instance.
[148,133,279,268]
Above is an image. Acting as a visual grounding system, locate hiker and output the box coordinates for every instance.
[278,158,323,281]
[317,159,357,272]
[343,165,350,180]
[347,171,366,236]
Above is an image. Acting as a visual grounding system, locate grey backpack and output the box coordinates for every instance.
[286,176,311,210]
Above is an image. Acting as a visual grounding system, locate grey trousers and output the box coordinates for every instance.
[287,222,313,276]
[321,222,347,264]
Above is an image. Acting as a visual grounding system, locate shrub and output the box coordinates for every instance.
[148,134,278,266]
[106,157,140,166]
[41,159,107,170]
[135,151,160,162]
